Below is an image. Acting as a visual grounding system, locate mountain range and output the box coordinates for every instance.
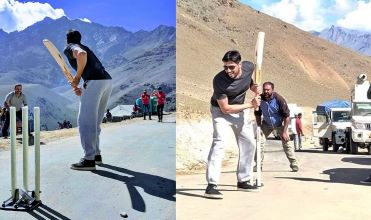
[318,25,371,56]
[0,16,175,129]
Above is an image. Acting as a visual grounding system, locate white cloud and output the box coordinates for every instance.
[337,1,371,31]
[262,0,297,24]
[333,0,354,11]
[261,0,327,31]
[0,0,65,33]
[259,0,371,31]
[79,18,91,23]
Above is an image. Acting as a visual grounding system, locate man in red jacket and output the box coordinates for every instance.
[141,90,151,120]
[153,87,166,122]
[295,113,304,150]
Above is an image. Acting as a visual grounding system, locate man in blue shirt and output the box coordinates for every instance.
[255,82,299,172]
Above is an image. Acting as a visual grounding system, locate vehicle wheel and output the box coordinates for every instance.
[323,138,329,151]
[350,138,358,154]
[332,134,339,152]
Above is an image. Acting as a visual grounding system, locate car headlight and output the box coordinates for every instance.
[353,122,366,129]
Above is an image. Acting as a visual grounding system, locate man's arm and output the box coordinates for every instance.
[23,94,28,106]
[282,116,290,141]
[4,101,10,109]
[71,47,87,87]
[4,93,12,109]
[298,120,304,135]
[217,96,259,114]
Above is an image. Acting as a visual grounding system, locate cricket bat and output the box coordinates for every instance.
[254,32,265,187]
[42,39,74,83]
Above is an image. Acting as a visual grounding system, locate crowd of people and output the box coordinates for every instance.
[57,120,73,129]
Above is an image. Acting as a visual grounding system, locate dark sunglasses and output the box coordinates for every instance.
[223,65,237,71]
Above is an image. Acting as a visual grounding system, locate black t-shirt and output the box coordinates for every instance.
[210,61,254,107]
[64,44,112,81]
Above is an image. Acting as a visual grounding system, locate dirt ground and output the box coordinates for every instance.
[176,139,371,220]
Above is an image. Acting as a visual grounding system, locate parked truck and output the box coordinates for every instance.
[312,100,351,152]
[346,74,371,154]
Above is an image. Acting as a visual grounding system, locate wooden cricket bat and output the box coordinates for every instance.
[255,32,265,85]
[254,32,265,187]
[42,39,74,83]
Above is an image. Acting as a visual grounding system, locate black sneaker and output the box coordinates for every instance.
[360,175,371,184]
[237,181,259,192]
[204,184,223,199]
[95,155,103,165]
[70,158,96,171]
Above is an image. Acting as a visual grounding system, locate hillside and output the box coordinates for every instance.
[176,0,371,171]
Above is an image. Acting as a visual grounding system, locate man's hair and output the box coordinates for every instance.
[66,29,82,44]
[298,113,302,117]
[263,81,274,90]
[14,84,22,89]
[222,50,241,63]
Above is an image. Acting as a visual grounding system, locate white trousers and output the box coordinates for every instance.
[206,106,256,184]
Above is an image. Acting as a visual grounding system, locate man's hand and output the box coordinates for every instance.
[281,131,290,142]
[72,86,82,96]
[70,76,81,88]
[251,96,261,109]
[251,84,262,95]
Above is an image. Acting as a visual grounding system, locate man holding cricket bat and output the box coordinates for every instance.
[63,30,112,171]
[204,50,261,199]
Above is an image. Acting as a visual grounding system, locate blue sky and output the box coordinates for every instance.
[0,0,175,33]
[239,0,371,32]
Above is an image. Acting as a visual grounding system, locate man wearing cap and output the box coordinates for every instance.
[153,87,166,122]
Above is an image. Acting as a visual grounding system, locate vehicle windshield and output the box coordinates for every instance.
[313,113,327,123]
[332,111,351,122]
[353,102,371,116]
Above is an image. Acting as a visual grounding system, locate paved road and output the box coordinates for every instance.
[177,139,371,220]
[0,114,175,220]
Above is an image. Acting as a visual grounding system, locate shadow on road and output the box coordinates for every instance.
[17,136,46,146]
[92,164,175,212]
[342,157,371,166]
[296,149,343,155]
[276,168,370,186]
[28,203,71,220]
